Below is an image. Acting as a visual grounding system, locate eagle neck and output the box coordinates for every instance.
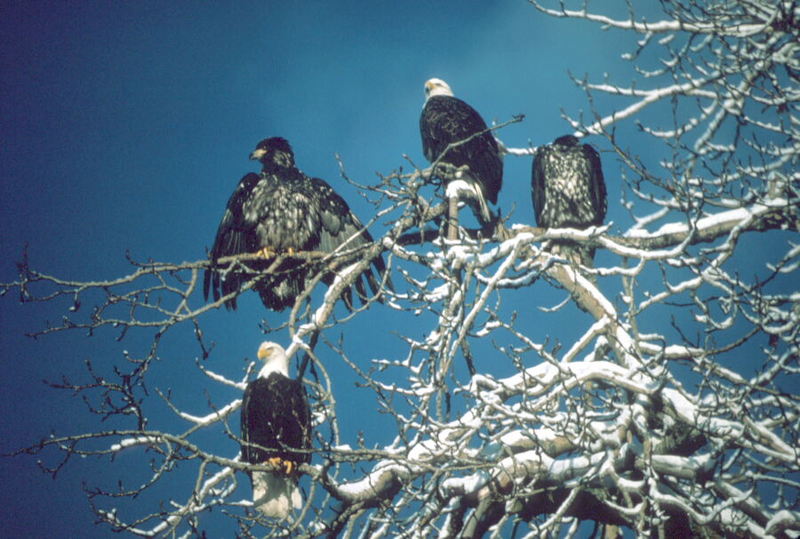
[261,162,295,175]
[258,361,289,379]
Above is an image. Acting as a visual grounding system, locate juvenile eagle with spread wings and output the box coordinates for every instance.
[204,137,387,311]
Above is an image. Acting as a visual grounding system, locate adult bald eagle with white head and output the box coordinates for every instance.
[241,341,311,519]
[419,78,503,237]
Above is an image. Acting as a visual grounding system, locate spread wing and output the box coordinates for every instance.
[203,172,262,308]
[307,177,387,306]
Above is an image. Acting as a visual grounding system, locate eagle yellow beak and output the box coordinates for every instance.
[250,147,267,160]
[257,343,272,360]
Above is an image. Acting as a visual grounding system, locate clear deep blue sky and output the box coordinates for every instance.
[0,1,693,535]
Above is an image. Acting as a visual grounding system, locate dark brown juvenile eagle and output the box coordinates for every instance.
[532,134,607,269]
[204,137,387,310]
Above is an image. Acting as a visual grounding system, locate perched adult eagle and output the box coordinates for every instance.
[204,137,387,311]
[241,341,312,519]
[531,134,607,269]
[419,78,503,235]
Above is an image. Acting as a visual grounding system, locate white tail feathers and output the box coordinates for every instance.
[251,471,302,519]
[444,174,492,225]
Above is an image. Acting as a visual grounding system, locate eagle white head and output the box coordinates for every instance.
[424,78,454,100]
[257,341,290,378]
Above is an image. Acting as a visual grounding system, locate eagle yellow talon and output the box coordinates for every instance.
[255,247,275,259]
[263,457,296,476]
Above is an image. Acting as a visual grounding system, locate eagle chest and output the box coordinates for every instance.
[540,151,594,227]
[246,178,320,251]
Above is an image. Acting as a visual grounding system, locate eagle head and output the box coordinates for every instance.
[250,137,295,169]
[424,78,454,100]
[257,341,290,377]
[553,135,580,148]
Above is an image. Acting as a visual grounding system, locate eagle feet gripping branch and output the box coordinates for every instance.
[255,247,276,259]
[253,246,300,260]
[266,456,297,476]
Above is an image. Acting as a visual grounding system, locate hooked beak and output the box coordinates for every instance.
[257,343,272,360]
[250,148,267,161]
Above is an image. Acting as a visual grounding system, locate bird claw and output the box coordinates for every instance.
[255,246,297,258]
[265,457,296,475]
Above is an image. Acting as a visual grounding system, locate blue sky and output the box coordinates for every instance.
[2,1,778,535]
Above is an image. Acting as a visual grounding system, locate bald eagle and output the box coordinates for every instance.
[531,135,607,269]
[419,78,503,236]
[204,137,387,311]
[241,341,311,519]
